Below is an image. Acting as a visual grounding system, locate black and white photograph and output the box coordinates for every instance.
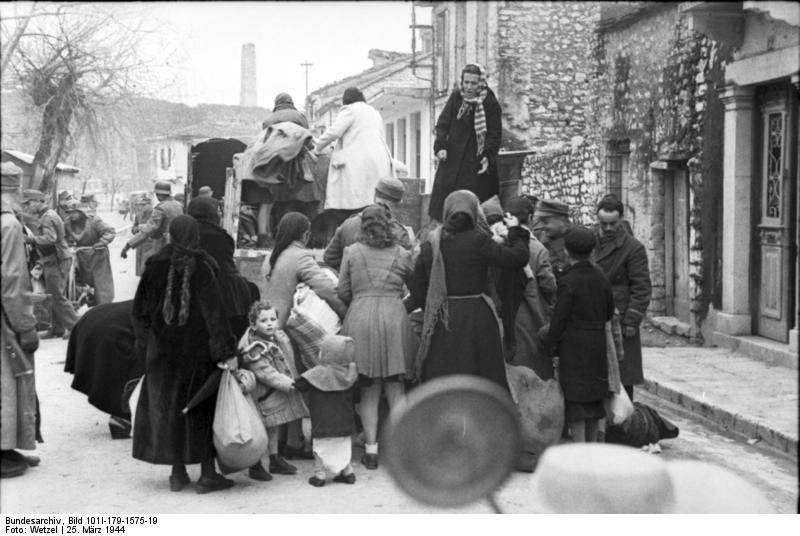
[1,0,798,525]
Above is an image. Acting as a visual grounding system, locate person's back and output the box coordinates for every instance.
[345,242,409,298]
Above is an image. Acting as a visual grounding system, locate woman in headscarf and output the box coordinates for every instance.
[337,205,416,470]
[187,196,258,338]
[131,215,238,494]
[408,190,529,389]
[313,87,394,230]
[428,64,502,222]
[261,211,346,459]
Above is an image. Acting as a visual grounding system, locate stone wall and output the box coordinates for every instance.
[590,5,734,328]
[494,1,600,149]
[520,139,602,225]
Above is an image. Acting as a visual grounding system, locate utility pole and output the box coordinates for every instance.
[301,60,313,101]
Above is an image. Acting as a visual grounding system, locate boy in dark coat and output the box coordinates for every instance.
[546,226,614,443]
[294,334,358,487]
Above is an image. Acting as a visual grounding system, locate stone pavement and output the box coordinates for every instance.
[641,346,798,459]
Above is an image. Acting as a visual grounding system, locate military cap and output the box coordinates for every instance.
[198,186,213,197]
[80,194,96,204]
[1,162,23,190]
[374,176,405,202]
[480,195,503,220]
[22,189,45,203]
[533,199,569,219]
[154,181,172,195]
[563,226,597,256]
[58,190,73,202]
[63,199,81,212]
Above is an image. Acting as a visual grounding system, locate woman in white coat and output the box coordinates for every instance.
[314,87,392,215]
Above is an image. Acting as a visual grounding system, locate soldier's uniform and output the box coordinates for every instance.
[124,182,183,276]
[23,189,78,336]
[532,199,572,282]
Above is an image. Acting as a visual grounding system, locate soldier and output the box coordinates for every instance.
[57,190,73,222]
[120,181,183,276]
[532,199,572,282]
[323,176,414,271]
[21,189,78,339]
[63,199,116,305]
[1,162,41,478]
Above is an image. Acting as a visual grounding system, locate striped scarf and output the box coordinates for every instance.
[456,86,488,157]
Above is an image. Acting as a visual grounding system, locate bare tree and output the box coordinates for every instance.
[1,3,173,194]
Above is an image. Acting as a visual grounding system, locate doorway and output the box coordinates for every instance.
[663,165,691,324]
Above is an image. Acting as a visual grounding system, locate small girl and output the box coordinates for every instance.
[239,301,309,480]
[294,334,358,487]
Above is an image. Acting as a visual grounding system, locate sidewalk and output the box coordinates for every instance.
[642,346,798,459]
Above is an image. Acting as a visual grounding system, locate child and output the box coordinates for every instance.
[294,334,358,487]
[546,226,614,443]
[239,301,309,480]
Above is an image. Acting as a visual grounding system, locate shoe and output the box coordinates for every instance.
[308,476,326,487]
[108,416,132,440]
[248,463,273,481]
[169,472,190,492]
[269,456,297,475]
[282,444,314,460]
[333,472,356,484]
[4,450,40,467]
[195,474,234,494]
[0,456,28,478]
[361,453,378,470]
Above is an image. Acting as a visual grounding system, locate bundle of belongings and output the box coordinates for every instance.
[242,122,322,204]
[605,401,680,448]
[285,275,342,372]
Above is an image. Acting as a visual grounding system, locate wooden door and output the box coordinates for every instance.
[664,167,690,323]
[755,84,796,342]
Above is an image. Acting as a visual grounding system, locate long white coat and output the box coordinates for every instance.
[315,101,392,210]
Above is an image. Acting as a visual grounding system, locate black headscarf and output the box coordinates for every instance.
[162,215,203,326]
[342,87,365,105]
[273,92,296,112]
[187,196,220,226]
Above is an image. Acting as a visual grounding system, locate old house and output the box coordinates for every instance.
[1,148,80,194]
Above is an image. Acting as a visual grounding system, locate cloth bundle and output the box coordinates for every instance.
[606,402,680,447]
[284,283,341,370]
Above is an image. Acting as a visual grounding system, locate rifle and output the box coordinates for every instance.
[1,311,34,378]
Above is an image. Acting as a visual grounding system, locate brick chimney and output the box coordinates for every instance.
[240,43,257,107]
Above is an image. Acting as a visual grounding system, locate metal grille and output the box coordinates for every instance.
[606,140,629,200]
[766,112,782,219]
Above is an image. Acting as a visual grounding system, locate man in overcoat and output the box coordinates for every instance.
[21,188,78,338]
[428,64,502,222]
[591,194,652,401]
[1,162,41,478]
[323,176,414,271]
[63,200,116,305]
[121,181,183,276]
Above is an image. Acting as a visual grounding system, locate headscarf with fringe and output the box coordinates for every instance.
[415,190,490,378]
[162,215,203,326]
[456,63,489,158]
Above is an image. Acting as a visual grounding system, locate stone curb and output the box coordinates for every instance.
[642,378,798,460]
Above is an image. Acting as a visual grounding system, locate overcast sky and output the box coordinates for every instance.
[132,1,428,109]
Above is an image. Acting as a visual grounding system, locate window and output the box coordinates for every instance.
[435,10,449,93]
[160,147,172,170]
[455,3,467,77]
[397,118,407,164]
[412,112,422,178]
[605,140,630,202]
[476,2,489,67]
[385,122,395,157]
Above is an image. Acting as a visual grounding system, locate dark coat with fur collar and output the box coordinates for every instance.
[131,245,236,465]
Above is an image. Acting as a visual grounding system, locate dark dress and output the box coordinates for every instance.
[197,220,258,338]
[428,89,502,221]
[546,261,614,422]
[131,246,237,465]
[64,300,141,418]
[294,378,356,439]
[409,228,529,389]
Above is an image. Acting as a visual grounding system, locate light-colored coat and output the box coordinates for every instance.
[261,241,347,329]
[315,101,392,210]
[1,201,38,450]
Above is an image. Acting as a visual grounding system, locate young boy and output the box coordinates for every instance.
[546,226,614,442]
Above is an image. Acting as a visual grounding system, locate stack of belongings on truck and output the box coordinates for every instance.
[243,121,323,207]
[285,270,341,374]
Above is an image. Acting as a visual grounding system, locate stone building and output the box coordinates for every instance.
[682,1,799,357]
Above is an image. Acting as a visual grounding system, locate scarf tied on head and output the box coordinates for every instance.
[162,215,204,326]
[456,64,489,158]
[415,190,491,379]
[301,334,358,391]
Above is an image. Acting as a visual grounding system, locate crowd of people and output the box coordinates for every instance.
[2,64,653,496]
